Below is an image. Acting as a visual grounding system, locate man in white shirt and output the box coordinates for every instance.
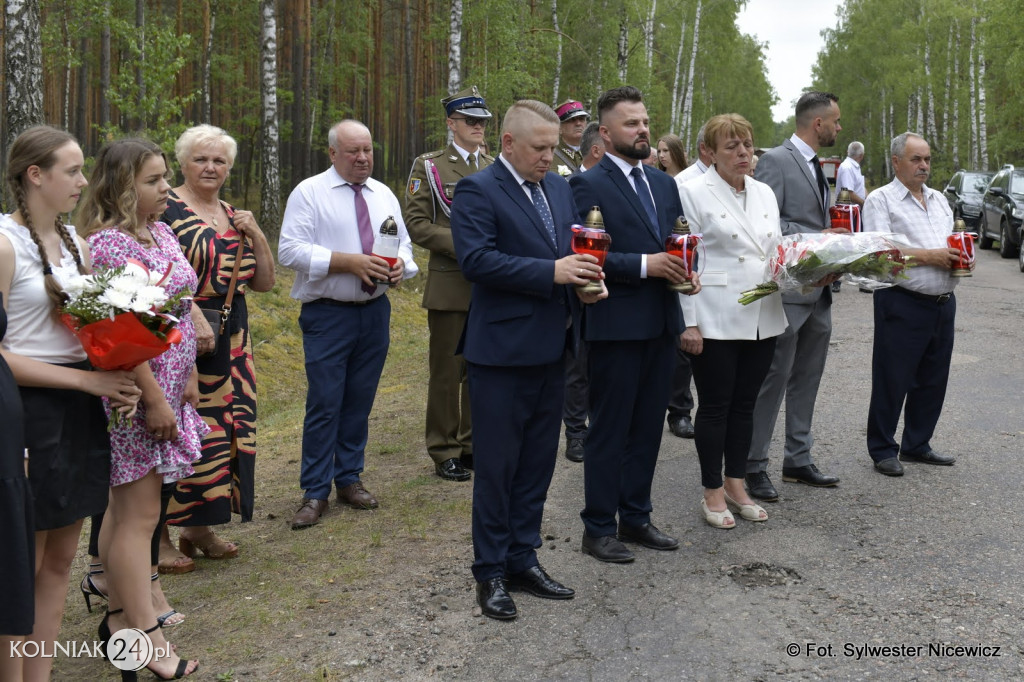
[862,132,964,477]
[835,141,866,206]
[675,121,711,186]
[279,119,418,529]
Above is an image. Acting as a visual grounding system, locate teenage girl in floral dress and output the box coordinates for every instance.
[79,138,202,680]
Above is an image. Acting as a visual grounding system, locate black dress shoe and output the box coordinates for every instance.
[435,458,471,482]
[745,472,779,502]
[507,565,575,600]
[581,534,635,563]
[667,415,695,439]
[565,437,585,463]
[781,464,840,487]
[476,578,517,620]
[874,457,904,476]
[617,522,679,550]
[460,453,474,471]
[900,449,956,465]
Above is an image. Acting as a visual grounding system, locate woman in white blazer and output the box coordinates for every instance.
[677,114,788,529]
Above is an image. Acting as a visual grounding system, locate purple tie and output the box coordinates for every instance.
[352,184,377,295]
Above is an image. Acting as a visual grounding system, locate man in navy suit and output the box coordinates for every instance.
[451,100,608,620]
[569,86,700,564]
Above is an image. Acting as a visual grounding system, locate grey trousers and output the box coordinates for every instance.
[747,295,832,472]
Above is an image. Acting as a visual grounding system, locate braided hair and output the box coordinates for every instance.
[5,125,88,312]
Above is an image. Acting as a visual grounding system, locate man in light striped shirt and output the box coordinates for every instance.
[861,131,968,477]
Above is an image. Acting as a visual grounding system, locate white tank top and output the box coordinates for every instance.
[0,213,87,364]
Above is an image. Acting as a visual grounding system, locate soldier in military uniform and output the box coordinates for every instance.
[404,86,493,481]
[553,100,590,176]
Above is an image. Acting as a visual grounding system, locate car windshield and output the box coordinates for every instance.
[964,173,993,194]
[1011,173,1024,195]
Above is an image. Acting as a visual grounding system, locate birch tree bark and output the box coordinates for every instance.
[976,15,988,169]
[552,0,561,105]
[448,0,463,96]
[952,26,960,169]
[201,0,218,122]
[4,0,44,155]
[617,5,629,83]
[924,37,937,146]
[259,0,280,237]
[968,16,978,169]
[681,0,703,145]
[645,0,657,76]
[670,16,688,135]
[941,24,954,150]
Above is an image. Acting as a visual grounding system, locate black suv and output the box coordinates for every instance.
[943,170,993,229]
[979,165,1024,259]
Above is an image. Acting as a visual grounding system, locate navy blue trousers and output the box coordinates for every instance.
[867,288,956,462]
[582,335,675,537]
[298,297,390,500]
[469,360,564,582]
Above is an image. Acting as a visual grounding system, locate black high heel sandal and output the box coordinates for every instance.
[80,562,107,613]
[99,610,198,680]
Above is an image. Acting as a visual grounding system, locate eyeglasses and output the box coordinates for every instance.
[450,116,487,128]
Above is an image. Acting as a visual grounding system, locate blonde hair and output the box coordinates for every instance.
[174,124,237,169]
[5,125,88,311]
[78,138,168,242]
[702,114,754,152]
[501,100,560,137]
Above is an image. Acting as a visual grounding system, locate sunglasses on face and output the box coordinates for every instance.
[451,116,487,128]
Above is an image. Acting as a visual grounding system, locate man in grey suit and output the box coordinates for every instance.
[746,91,846,501]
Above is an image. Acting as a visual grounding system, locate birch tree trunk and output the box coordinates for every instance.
[952,26,960,169]
[4,0,44,156]
[924,39,937,146]
[448,0,463,96]
[681,0,703,146]
[201,0,218,122]
[617,5,629,83]
[670,16,688,135]
[968,17,978,169]
[136,0,146,128]
[259,0,280,237]
[941,24,954,150]
[915,89,923,133]
[552,0,561,105]
[645,0,657,78]
[976,16,988,169]
[100,1,111,130]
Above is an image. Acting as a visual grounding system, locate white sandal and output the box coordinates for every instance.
[701,498,735,529]
[724,493,768,522]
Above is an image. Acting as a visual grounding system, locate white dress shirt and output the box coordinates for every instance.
[278,166,419,302]
[836,156,866,200]
[862,177,958,296]
[606,153,658,278]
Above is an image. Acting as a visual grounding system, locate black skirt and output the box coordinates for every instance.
[0,353,34,635]
[20,361,111,531]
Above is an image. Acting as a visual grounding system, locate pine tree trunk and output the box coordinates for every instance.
[259,0,281,239]
[681,0,703,146]
[4,0,44,156]
[552,0,561,105]
[100,1,111,130]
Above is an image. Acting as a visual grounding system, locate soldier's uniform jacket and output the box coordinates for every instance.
[553,143,582,177]
[404,143,493,311]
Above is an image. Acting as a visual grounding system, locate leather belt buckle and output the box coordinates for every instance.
[936,293,951,304]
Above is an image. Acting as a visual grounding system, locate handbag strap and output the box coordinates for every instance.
[217,202,246,334]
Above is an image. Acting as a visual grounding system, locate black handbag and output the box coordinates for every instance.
[198,228,246,357]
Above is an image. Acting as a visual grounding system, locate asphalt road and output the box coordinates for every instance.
[448,246,1024,681]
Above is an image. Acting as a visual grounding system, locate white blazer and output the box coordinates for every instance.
[678,165,788,341]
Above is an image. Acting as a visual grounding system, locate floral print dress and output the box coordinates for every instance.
[87,223,209,486]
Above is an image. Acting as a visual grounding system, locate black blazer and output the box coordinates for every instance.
[569,154,685,342]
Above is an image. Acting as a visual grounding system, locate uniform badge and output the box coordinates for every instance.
[443,183,456,199]
[409,178,421,194]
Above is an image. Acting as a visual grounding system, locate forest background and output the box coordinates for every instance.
[1,0,1021,239]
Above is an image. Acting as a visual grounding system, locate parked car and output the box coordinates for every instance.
[979,165,1024,258]
[943,170,993,229]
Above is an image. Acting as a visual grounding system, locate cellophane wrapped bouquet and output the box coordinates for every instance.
[60,259,188,426]
[739,232,909,305]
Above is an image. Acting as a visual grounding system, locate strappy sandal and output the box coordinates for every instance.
[151,572,185,627]
[80,562,107,612]
[724,492,769,522]
[178,529,239,560]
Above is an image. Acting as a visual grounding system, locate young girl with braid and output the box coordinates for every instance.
[0,126,141,681]
[80,138,202,680]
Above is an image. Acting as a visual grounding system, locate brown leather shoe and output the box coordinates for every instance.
[337,481,379,509]
[290,498,328,530]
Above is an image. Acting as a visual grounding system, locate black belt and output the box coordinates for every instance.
[891,287,953,304]
[308,295,384,307]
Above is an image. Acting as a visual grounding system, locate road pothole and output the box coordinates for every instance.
[723,562,802,587]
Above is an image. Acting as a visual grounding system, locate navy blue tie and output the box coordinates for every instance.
[630,166,658,228]
[526,181,558,247]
